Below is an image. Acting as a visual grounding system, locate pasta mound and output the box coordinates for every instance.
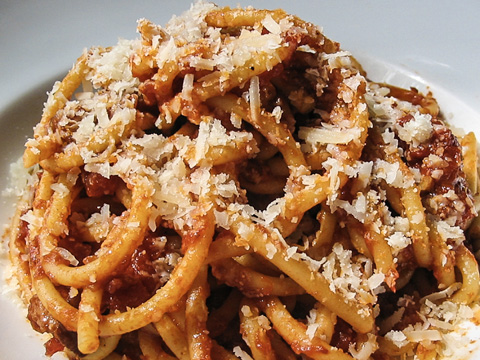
[5,2,480,360]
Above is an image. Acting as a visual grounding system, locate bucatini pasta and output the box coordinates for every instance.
[4,2,480,360]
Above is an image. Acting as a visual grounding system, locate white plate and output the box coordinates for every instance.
[1,1,479,359]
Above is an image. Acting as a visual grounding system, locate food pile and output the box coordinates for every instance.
[5,2,480,359]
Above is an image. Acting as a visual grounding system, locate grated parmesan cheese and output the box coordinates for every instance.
[299,125,360,146]
[395,112,433,147]
[349,333,378,360]
[57,248,79,266]
[265,242,277,259]
[386,232,411,256]
[233,346,254,360]
[261,14,282,35]
[435,220,465,245]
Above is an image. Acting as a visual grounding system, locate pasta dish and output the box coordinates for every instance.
[4,2,480,359]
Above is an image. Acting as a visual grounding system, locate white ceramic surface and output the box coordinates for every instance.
[1,1,479,359]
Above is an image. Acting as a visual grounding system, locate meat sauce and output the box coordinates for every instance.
[399,115,476,229]
[81,172,122,198]
[28,295,78,356]
[26,172,177,357]
[103,234,167,312]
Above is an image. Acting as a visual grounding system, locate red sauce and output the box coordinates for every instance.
[330,318,355,353]
[401,117,475,229]
[102,234,168,312]
[44,337,65,357]
[81,172,122,198]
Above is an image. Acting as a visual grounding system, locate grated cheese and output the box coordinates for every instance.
[265,242,277,259]
[261,14,282,35]
[69,287,79,299]
[241,305,253,317]
[181,73,195,101]
[57,248,79,266]
[233,346,254,360]
[435,220,465,245]
[299,125,360,146]
[386,232,411,256]
[349,333,378,360]
[317,243,382,305]
[249,76,261,125]
[395,112,433,147]
[20,210,42,229]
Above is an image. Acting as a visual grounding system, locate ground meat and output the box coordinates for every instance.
[330,318,355,353]
[102,234,168,312]
[402,119,476,228]
[27,295,79,356]
[81,171,122,198]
